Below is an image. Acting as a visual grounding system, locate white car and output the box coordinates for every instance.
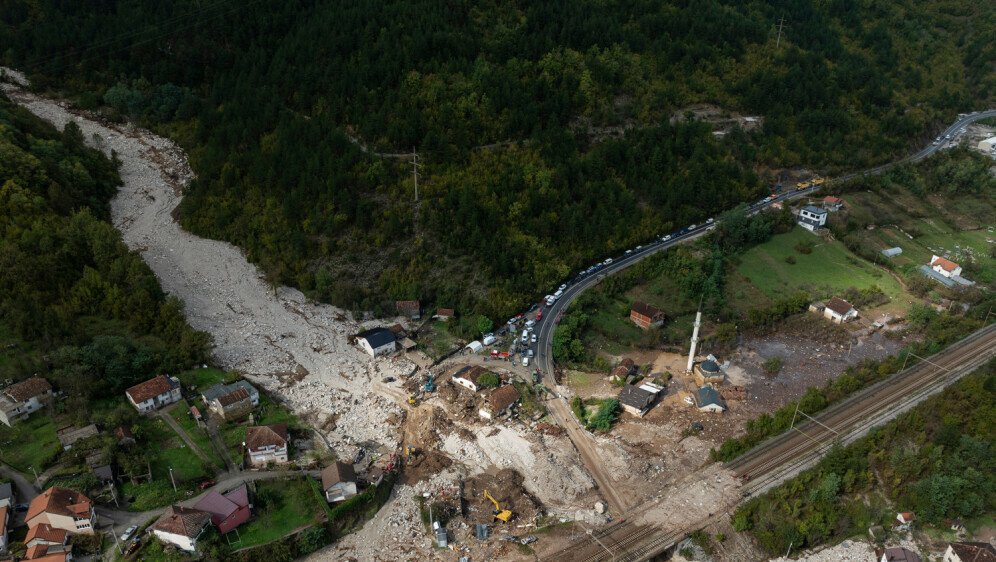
[636,245,643,251]
[531,334,537,344]
[522,356,530,367]
[664,235,671,241]
[684,396,694,405]
[559,284,567,291]
[603,258,613,265]
[121,525,138,541]
[625,249,632,255]
[521,332,528,343]
[525,320,536,328]
[688,224,697,230]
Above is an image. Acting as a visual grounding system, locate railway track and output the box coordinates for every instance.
[728,324,996,486]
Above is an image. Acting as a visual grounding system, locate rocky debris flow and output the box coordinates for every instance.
[277,379,404,452]
[0,71,395,399]
[441,425,595,506]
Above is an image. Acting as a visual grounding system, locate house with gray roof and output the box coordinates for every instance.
[355,328,397,357]
[797,206,827,232]
[694,386,726,413]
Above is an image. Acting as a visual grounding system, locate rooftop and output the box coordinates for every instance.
[801,205,827,215]
[617,384,657,413]
[321,462,356,490]
[25,523,68,545]
[194,484,249,524]
[825,297,855,316]
[201,380,257,403]
[245,422,288,450]
[931,255,960,272]
[5,376,52,402]
[217,387,251,407]
[882,547,920,562]
[489,385,521,412]
[126,375,177,404]
[356,327,396,348]
[152,505,211,538]
[630,301,664,319]
[948,542,996,562]
[26,487,93,523]
[698,360,720,374]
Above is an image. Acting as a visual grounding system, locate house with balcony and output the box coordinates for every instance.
[245,422,289,466]
[25,487,96,535]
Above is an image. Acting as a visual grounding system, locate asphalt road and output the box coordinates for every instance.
[530,107,996,515]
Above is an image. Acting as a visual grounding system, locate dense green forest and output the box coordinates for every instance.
[735,358,996,555]
[2,0,993,317]
[0,95,210,401]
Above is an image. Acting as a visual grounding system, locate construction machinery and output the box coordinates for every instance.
[424,375,436,392]
[406,446,418,458]
[408,393,418,405]
[483,490,512,522]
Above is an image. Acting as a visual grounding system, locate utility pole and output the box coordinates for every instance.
[168,466,177,492]
[29,465,39,489]
[775,16,788,49]
[108,481,119,508]
[411,148,421,202]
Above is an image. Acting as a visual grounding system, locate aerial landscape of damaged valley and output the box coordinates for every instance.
[1,1,996,561]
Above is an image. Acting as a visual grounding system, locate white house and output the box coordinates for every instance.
[355,328,396,357]
[797,205,828,231]
[25,486,96,535]
[0,377,54,426]
[453,366,489,393]
[944,542,996,562]
[151,506,211,552]
[930,255,962,279]
[479,385,521,420]
[321,462,358,503]
[823,297,858,324]
[125,375,181,412]
[245,422,289,466]
[978,136,996,152]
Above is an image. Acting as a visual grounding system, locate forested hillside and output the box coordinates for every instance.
[0,95,210,404]
[3,0,993,317]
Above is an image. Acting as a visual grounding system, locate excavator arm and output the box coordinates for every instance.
[483,490,512,522]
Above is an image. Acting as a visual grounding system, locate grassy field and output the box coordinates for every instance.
[737,227,906,301]
[121,417,213,511]
[168,402,223,469]
[0,415,61,472]
[177,367,228,393]
[236,478,325,548]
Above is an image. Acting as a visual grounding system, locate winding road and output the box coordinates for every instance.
[531,109,996,524]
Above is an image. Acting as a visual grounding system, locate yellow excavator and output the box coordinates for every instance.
[484,490,512,522]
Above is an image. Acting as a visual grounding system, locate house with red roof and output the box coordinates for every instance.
[245,423,289,466]
[321,462,358,503]
[22,543,72,562]
[125,375,181,412]
[26,487,96,535]
[151,506,211,552]
[25,524,69,549]
[930,255,963,279]
[193,484,251,534]
[630,301,665,329]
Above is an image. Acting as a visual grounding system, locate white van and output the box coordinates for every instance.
[482,335,497,346]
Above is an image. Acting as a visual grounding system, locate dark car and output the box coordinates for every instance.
[14,504,29,512]
[691,423,704,431]
[353,449,365,464]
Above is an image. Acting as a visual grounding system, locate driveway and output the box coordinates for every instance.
[0,464,38,527]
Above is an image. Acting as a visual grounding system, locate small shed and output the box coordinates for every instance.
[465,341,483,354]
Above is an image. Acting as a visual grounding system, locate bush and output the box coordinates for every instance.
[477,372,500,388]
[794,240,813,254]
[784,255,796,264]
[587,399,619,432]
[570,395,586,423]
[762,356,783,375]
